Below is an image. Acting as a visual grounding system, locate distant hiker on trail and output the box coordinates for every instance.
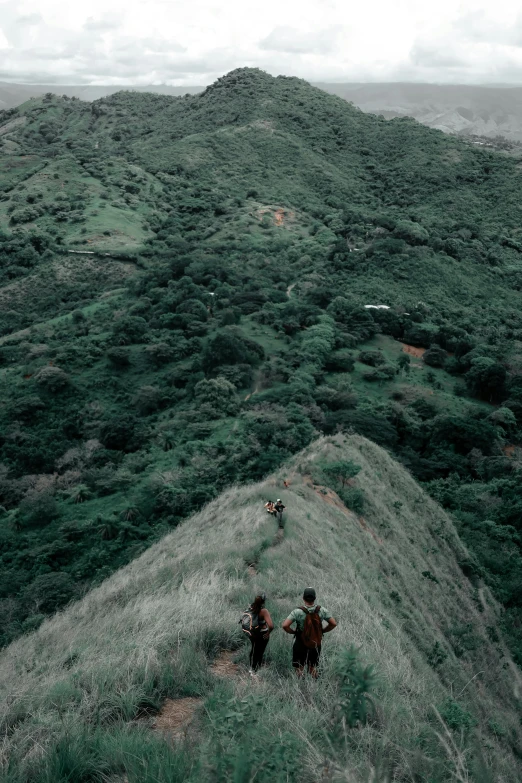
[264,500,275,515]
[282,587,337,679]
[274,499,285,524]
[284,480,290,488]
[240,593,274,675]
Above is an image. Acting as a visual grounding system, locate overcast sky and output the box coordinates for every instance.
[1,0,522,85]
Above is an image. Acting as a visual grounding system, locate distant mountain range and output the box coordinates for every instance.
[2,80,522,141]
[316,83,522,142]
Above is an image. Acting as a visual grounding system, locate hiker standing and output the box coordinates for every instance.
[240,593,274,674]
[282,587,337,678]
[274,498,285,524]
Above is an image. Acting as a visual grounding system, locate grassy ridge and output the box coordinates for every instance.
[1,434,521,781]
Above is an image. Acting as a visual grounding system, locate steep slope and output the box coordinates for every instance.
[1,434,521,782]
[2,67,522,668]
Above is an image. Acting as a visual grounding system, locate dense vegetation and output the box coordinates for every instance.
[2,68,522,667]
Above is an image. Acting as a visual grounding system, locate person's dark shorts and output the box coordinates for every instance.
[292,635,321,668]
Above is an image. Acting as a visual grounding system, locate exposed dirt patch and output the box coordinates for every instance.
[257,206,295,228]
[247,563,258,576]
[153,697,201,738]
[304,476,351,516]
[401,343,426,359]
[504,444,516,458]
[210,650,239,678]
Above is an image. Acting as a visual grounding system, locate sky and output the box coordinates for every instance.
[1,0,522,85]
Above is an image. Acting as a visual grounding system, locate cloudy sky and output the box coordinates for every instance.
[1,0,522,85]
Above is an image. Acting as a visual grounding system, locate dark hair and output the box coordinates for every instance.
[251,593,266,614]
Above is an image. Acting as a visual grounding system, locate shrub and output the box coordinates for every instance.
[107,346,131,367]
[19,488,59,527]
[324,349,355,372]
[358,350,385,367]
[322,460,361,487]
[339,487,365,514]
[34,365,69,391]
[427,641,448,667]
[133,385,162,414]
[332,646,377,729]
[22,572,77,614]
[145,342,175,366]
[437,698,477,734]
[423,345,447,368]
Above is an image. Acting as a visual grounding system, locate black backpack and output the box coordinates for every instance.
[240,607,262,638]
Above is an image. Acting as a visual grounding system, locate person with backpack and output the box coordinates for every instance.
[282,587,337,678]
[274,499,285,524]
[240,593,274,675]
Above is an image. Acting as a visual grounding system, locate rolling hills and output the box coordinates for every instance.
[1,434,521,782]
[1,67,522,687]
[4,80,522,144]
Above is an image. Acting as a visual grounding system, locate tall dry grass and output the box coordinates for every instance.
[1,434,521,782]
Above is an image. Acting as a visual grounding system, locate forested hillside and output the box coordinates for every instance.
[2,435,522,782]
[1,68,522,664]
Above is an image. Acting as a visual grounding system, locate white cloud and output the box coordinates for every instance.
[0,0,522,85]
[259,26,341,55]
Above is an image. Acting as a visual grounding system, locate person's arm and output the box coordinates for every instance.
[282,615,297,635]
[261,608,274,638]
[322,617,337,633]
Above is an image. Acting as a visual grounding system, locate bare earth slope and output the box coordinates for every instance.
[1,434,521,782]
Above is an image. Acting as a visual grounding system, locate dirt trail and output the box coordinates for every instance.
[154,511,289,740]
[244,382,260,401]
[153,697,201,739]
[153,650,243,741]
[286,282,296,298]
[210,650,240,678]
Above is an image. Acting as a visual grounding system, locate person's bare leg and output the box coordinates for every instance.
[295,665,305,678]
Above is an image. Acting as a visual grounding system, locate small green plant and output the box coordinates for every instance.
[427,641,448,667]
[322,459,361,487]
[339,487,365,514]
[437,698,477,734]
[332,646,377,729]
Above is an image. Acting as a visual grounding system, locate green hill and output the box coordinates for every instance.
[2,67,522,676]
[1,434,521,782]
